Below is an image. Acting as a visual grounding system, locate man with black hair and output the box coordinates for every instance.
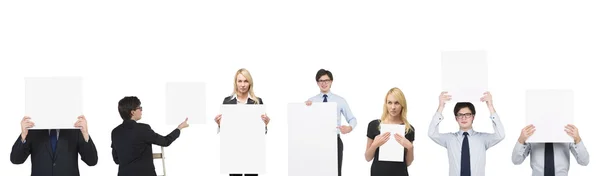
[428,91,505,176]
[305,69,358,176]
[111,96,189,176]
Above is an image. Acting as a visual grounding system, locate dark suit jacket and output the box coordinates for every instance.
[10,129,98,176]
[222,95,267,134]
[111,120,180,176]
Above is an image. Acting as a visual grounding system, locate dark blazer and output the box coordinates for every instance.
[222,95,263,105]
[111,120,180,176]
[10,129,98,176]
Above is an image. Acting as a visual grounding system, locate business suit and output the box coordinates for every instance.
[111,119,181,176]
[10,129,98,176]
[222,95,265,176]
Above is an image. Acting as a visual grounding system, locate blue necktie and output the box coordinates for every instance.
[50,129,57,154]
[461,132,471,176]
[323,94,328,102]
[544,143,555,176]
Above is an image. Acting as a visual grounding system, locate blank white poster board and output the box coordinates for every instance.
[165,82,206,125]
[24,77,82,129]
[526,89,574,143]
[288,102,338,176]
[441,50,488,103]
[379,124,405,162]
[220,105,266,174]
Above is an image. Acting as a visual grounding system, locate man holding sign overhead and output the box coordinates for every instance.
[305,69,358,176]
[428,91,505,176]
[10,115,99,176]
[511,89,589,176]
[11,77,98,176]
[364,87,414,176]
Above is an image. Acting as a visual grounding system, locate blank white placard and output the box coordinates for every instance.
[165,82,206,125]
[288,102,338,176]
[379,124,405,162]
[526,89,574,143]
[220,105,266,174]
[24,77,82,129]
[441,50,488,103]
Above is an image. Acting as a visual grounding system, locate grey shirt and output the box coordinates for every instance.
[511,140,589,176]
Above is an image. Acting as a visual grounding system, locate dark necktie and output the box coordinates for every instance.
[461,132,471,176]
[50,129,58,154]
[323,94,328,102]
[544,143,555,176]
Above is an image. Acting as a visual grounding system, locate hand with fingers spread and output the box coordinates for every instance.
[73,115,90,142]
[214,114,222,127]
[518,124,535,144]
[178,117,189,130]
[261,114,270,125]
[394,133,413,150]
[438,91,452,112]
[565,124,581,144]
[20,116,35,141]
[373,132,391,147]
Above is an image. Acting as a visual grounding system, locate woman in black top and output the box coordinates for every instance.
[365,87,415,176]
[214,68,270,176]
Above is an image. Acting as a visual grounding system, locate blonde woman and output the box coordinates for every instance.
[214,68,270,176]
[365,87,414,176]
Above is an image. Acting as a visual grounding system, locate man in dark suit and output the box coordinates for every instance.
[111,96,189,176]
[11,115,98,176]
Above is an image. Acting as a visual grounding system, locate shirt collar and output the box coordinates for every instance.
[232,93,250,103]
[458,128,475,136]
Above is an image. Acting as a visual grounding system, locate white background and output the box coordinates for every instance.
[1,0,598,176]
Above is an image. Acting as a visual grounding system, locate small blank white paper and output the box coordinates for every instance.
[441,50,488,103]
[526,89,574,143]
[220,105,266,174]
[379,124,405,162]
[24,77,82,129]
[288,102,338,176]
[165,82,206,125]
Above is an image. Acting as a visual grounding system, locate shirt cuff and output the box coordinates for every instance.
[490,113,499,120]
[515,141,527,153]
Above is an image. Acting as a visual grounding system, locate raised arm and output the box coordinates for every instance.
[566,124,589,166]
[480,91,505,149]
[11,116,35,164]
[512,124,534,164]
[428,92,452,147]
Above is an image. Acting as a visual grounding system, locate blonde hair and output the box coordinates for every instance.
[380,87,411,133]
[232,68,260,104]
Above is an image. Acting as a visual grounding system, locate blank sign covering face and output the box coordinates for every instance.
[441,50,488,103]
[165,82,206,125]
[220,105,266,174]
[25,77,82,129]
[288,102,338,176]
[379,124,405,162]
[526,89,574,143]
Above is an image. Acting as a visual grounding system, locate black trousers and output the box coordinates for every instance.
[338,135,344,176]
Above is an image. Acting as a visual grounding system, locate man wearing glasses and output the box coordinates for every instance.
[305,69,358,176]
[428,91,505,176]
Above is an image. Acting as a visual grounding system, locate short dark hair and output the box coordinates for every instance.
[118,96,141,121]
[453,102,475,116]
[315,69,333,82]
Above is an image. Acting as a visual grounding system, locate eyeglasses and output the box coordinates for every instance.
[136,106,143,111]
[318,79,332,84]
[456,113,473,119]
